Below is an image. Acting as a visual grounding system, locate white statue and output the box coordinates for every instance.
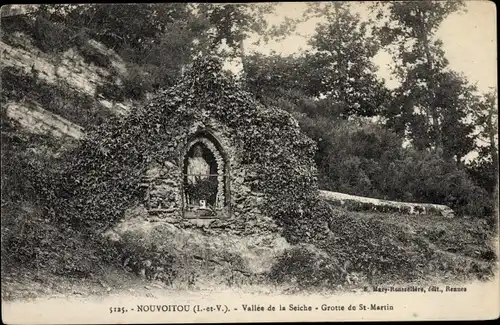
[187,144,210,185]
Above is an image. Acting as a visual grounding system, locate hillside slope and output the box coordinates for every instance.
[2,204,497,301]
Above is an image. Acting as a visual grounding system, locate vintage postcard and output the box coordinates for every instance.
[1,2,498,323]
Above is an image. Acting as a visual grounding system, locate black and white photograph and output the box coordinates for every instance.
[1,2,498,323]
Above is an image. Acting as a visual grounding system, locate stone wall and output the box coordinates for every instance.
[137,115,275,236]
[319,190,455,218]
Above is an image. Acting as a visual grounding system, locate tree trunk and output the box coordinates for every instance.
[239,38,246,78]
[239,37,249,87]
[418,8,442,150]
[487,107,499,208]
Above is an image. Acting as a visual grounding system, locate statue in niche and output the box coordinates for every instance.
[187,144,210,185]
[184,143,218,215]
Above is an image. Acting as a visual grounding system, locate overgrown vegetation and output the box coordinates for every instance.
[271,205,496,289]
[244,1,497,221]
[0,115,105,278]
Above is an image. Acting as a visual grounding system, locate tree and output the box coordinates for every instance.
[434,71,477,163]
[32,4,192,52]
[192,3,281,74]
[244,2,390,118]
[373,1,468,153]
[19,4,203,90]
[469,90,499,199]
[303,2,390,117]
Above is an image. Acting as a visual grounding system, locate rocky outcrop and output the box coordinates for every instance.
[319,190,455,218]
[103,206,291,285]
[1,33,134,138]
[1,38,125,100]
[4,101,84,139]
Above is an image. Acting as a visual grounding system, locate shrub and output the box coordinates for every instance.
[2,217,106,278]
[274,196,332,245]
[121,64,153,100]
[96,76,127,102]
[0,116,95,277]
[269,244,346,289]
[31,16,74,53]
[78,42,113,69]
[298,116,493,218]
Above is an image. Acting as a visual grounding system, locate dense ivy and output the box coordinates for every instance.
[50,56,318,232]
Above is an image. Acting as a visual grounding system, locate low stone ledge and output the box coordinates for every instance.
[319,190,455,218]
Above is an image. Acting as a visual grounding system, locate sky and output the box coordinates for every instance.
[242,1,497,94]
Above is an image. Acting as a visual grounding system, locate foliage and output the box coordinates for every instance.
[248,58,492,218]
[244,2,391,118]
[120,63,154,100]
[322,207,495,283]
[270,203,496,288]
[373,0,475,161]
[78,42,113,69]
[2,3,496,288]
[32,4,192,55]
[244,54,308,102]
[185,178,218,205]
[0,117,63,209]
[301,117,492,217]
[195,4,275,55]
[112,231,178,283]
[303,2,390,116]
[10,4,289,93]
[0,116,100,278]
[467,155,497,193]
[269,244,346,289]
[468,90,499,200]
[2,5,202,99]
[2,216,108,278]
[243,1,493,217]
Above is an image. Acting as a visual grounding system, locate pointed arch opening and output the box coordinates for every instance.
[180,130,231,218]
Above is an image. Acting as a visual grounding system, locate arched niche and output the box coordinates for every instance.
[180,130,231,218]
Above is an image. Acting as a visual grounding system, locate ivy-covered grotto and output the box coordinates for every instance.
[63,56,319,235]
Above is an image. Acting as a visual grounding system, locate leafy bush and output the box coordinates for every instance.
[95,65,153,101]
[2,217,108,278]
[95,76,128,102]
[269,244,346,289]
[121,64,153,100]
[0,116,95,277]
[31,16,75,53]
[298,116,493,218]
[78,42,113,69]
[324,211,435,282]
[274,196,332,245]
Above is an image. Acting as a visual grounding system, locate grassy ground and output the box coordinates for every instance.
[328,207,498,284]
[348,209,497,267]
[2,206,497,303]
